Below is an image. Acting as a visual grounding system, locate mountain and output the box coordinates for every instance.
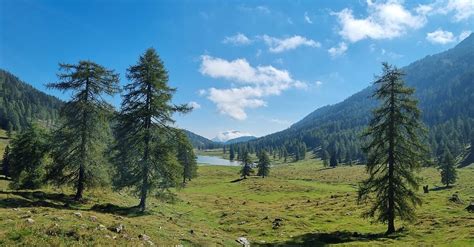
[183,130,222,149]
[212,130,254,143]
[225,136,257,144]
[0,69,63,131]
[235,34,474,163]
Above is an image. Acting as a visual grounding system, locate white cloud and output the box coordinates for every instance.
[333,1,426,42]
[304,12,313,24]
[261,35,321,53]
[213,130,253,142]
[445,0,474,22]
[198,89,207,96]
[315,80,323,86]
[222,33,252,46]
[328,42,348,57]
[426,28,456,44]
[199,55,306,120]
[458,30,472,41]
[427,29,473,44]
[188,101,201,110]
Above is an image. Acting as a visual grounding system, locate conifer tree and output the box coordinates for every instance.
[176,131,198,184]
[359,63,427,234]
[230,145,235,161]
[2,145,10,177]
[8,124,50,189]
[257,151,271,178]
[47,61,119,200]
[439,149,457,187]
[330,153,338,168]
[113,48,190,212]
[239,152,253,179]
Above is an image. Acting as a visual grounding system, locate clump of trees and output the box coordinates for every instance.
[239,152,253,179]
[3,48,197,212]
[358,63,427,235]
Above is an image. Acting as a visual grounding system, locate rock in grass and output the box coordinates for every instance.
[26,218,35,224]
[236,237,250,247]
[73,212,82,218]
[89,215,97,222]
[466,202,474,212]
[97,224,107,231]
[449,194,463,204]
[139,234,150,241]
[109,224,124,233]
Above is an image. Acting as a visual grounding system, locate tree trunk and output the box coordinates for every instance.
[75,74,90,201]
[75,166,85,200]
[386,79,396,235]
[139,82,152,212]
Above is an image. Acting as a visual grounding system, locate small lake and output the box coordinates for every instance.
[197,155,240,166]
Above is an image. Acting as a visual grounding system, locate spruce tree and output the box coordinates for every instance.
[176,131,198,184]
[113,48,190,212]
[239,152,253,179]
[439,150,457,187]
[2,145,10,177]
[257,151,271,178]
[229,145,235,161]
[359,63,427,234]
[8,124,50,189]
[47,61,119,200]
[330,153,338,168]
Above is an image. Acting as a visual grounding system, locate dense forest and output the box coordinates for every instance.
[0,70,63,131]
[184,130,222,149]
[231,33,474,165]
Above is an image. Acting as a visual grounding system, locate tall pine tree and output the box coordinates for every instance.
[359,63,427,234]
[47,61,119,200]
[113,48,190,212]
[257,151,271,178]
[239,152,253,179]
[439,149,457,187]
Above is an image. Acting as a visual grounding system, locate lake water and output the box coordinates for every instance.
[197,155,240,166]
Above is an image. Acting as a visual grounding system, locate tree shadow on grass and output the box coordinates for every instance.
[254,230,406,247]
[429,186,451,191]
[89,203,151,217]
[0,190,76,209]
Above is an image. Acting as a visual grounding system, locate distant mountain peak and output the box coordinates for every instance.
[212,130,254,143]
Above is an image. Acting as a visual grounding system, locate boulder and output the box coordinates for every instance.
[109,224,124,233]
[25,218,35,224]
[139,234,150,241]
[449,194,463,204]
[89,216,97,222]
[236,237,250,247]
[466,202,474,212]
[73,212,82,218]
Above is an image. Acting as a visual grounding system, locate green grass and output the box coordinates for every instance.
[0,154,473,245]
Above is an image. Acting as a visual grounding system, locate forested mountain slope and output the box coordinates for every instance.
[184,130,221,149]
[0,69,63,131]
[236,34,474,163]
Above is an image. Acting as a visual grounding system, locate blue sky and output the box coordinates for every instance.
[1,0,473,140]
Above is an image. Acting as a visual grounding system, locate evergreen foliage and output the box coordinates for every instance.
[8,124,50,189]
[358,63,427,234]
[112,48,190,212]
[47,61,120,200]
[438,150,457,187]
[239,152,253,179]
[257,151,271,178]
[176,131,198,184]
[2,145,10,177]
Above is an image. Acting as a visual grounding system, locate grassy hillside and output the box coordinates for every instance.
[0,156,472,246]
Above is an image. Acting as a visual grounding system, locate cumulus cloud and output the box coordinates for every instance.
[426,29,472,44]
[188,101,201,110]
[199,55,306,120]
[426,29,456,44]
[333,1,426,43]
[328,42,348,57]
[222,33,252,45]
[213,130,253,142]
[261,35,321,53]
[304,12,313,24]
[413,0,474,22]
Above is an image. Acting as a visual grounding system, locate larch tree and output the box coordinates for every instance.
[47,61,119,201]
[176,131,198,184]
[359,63,427,235]
[229,145,235,161]
[239,151,253,179]
[439,149,457,187]
[257,151,271,178]
[113,48,190,212]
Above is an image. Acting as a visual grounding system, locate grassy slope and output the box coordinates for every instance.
[0,155,473,246]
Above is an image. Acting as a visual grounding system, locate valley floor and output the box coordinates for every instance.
[0,158,473,246]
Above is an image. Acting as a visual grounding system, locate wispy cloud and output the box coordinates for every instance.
[328,42,348,57]
[222,33,252,46]
[426,29,472,44]
[261,35,321,53]
[304,12,313,24]
[199,55,306,120]
[188,101,201,110]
